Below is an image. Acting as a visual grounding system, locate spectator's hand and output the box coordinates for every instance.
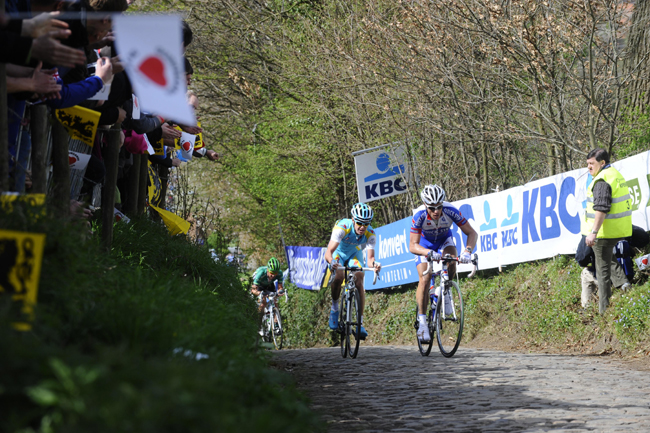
[110,55,124,75]
[95,56,113,85]
[88,31,114,50]
[115,107,127,125]
[119,130,125,148]
[161,123,182,139]
[22,12,68,38]
[179,124,202,134]
[70,200,92,220]
[171,158,181,167]
[206,150,219,161]
[30,62,61,97]
[31,30,86,68]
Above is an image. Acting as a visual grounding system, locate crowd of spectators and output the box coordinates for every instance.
[2,0,218,222]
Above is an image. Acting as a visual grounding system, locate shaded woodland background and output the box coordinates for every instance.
[136,0,650,262]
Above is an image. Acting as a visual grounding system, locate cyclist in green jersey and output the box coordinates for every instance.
[251,257,285,312]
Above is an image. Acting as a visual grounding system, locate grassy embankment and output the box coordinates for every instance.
[0,208,323,433]
[279,255,650,358]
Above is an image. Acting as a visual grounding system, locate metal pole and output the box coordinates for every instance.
[50,119,70,217]
[101,128,121,251]
[30,105,49,194]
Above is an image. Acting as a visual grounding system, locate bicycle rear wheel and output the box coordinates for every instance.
[339,292,348,358]
[435,281,464,357]
[271,307,283,350]
[414,305,433,356]
[348,287,361,358]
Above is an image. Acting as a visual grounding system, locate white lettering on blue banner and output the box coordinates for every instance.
[285,246,328,291]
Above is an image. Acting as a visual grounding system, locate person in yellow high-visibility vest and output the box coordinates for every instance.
[582,148,632,314]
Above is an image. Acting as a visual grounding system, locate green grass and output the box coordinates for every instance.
[0,207,323,433]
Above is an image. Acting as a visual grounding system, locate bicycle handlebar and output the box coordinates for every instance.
[331,264,381,285]
[422,253,479,278]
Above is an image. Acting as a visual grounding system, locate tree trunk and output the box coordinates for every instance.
[624,0,650,113]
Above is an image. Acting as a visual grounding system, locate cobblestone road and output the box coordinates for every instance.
[273,345,650,432]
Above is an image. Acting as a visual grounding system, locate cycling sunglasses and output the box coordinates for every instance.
[427,205,444,211]
[355,221,370,227]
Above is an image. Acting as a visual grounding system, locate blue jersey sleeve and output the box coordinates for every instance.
[410,209,427,234]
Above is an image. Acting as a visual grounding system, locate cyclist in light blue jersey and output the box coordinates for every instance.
[325,203,381,339]
[410,184,478,343]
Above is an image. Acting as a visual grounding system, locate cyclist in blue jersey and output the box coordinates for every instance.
[325,203,381,339]
[410,184,478,343]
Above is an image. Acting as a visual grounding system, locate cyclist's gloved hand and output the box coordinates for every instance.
[330,261,340,271]
[427,250,441,262]
[460,250,472,264]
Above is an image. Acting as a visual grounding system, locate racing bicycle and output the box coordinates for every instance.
[414,253,478,357]
[260,290,285,350]
[335,265,380,359]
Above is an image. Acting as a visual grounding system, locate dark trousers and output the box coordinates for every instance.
[593,237,620,314]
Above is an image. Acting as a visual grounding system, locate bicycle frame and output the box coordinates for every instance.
[422,254,478,320]
[261,291,277,336]
[338,265,378,330]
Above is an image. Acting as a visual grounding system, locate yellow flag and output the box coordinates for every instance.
[54,105,101,147]
[194,120,204,150]
[147,161,162,207]
[174,125,183,149]
[150,204,191,236]
[152,137,165,156]
[0,229,47,331]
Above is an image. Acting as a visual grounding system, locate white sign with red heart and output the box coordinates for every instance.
[68,151,91,171]
[113,15,195,126]
[179,132,196,161]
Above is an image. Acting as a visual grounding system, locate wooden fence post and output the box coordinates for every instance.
[0,63,8,193]
[30,105,49,194]
[101,128,121,250]
[137,155,148,215]
[50,119,70,217]
[123,153,140,214]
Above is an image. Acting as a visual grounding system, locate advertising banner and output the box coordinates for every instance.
[363,150,650,289]
[354,145,412,203]
[285,246,329,291]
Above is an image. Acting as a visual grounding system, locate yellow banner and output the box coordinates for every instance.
[150,204,191,236]
[0,229,46,331]
[54,105,101,147]
[1,193,47,219]
[147,161,162,207]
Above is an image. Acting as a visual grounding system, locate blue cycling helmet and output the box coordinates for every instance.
[351,202,373,224]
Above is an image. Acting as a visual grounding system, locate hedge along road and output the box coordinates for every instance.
[273,345,650,432]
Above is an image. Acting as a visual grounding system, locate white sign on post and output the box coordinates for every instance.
[113,15,195,126]
[353,145,412,203]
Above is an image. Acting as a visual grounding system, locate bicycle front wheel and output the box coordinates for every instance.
[348,287,362,358]
[339,292,348,358]
[414,305,433,356]
[435,281,464,358]
[271,307,283,350]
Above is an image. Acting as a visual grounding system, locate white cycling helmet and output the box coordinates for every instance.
[350,202,373,224]
[420,184,446,205]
